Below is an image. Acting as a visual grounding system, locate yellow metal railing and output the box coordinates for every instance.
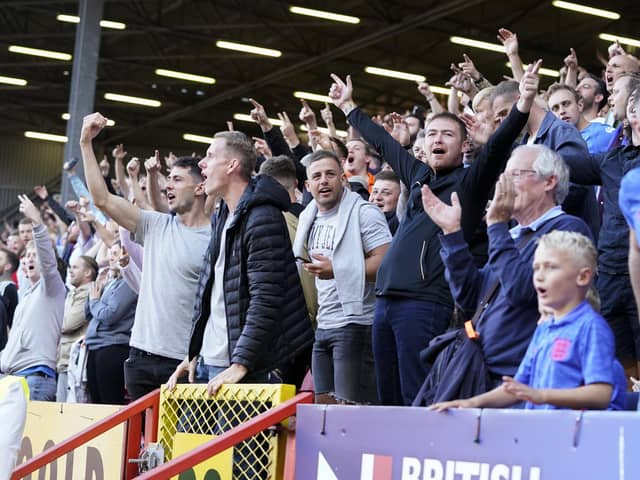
[158,383,295,479]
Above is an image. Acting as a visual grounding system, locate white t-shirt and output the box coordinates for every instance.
[131,211,211,360]
[308,203,390,330]
[201,216,233,367]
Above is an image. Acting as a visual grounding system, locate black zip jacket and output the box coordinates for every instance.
[346,105,528,305]
[188,175,313,374]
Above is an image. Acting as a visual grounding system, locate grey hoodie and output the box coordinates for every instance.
[0,224,65,373]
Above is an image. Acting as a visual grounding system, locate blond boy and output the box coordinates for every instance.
[431,231,626,411]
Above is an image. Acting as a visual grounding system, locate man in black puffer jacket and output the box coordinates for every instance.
[168,131,313,395]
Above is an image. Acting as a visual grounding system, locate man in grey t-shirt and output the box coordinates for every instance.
[294,150,391,404]
[80,113,211,399]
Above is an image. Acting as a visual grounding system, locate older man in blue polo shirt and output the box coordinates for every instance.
[415,145,592,405]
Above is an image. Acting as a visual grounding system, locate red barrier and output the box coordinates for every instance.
[135,391,313,480]
[11,389,160,480]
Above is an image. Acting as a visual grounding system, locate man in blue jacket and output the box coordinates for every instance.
[327,62,541,405]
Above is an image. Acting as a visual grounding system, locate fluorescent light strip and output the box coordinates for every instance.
[56,14,126,30]
[104,93,162,108]
[0,75,27,86]
[216,40,282,58]
[551,1,620,20]
[183,133,214,144]
[450,36,505,53]
[506,62,560,78]
[155,69,216,85]
[364,66,426,82]
[599,33,640,49]
[25,131,67,143]
[428,85,455,96]
[294,91,332,103]
[99,20,126,30]
[56,14,80,23]
[289,6,360,24]
[233,113,283,126]
[9,45,72,61]
[62,113,114,126]
[300,125,348,137]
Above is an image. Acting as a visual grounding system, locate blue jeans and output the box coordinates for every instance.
[25,374,57,401]
[312,324,377,403]
[598,272,640,360]
[373,296,451,406]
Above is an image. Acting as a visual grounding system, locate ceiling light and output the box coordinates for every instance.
[300,125,348,137]
[104,93,162,108]
[155,69,216,85]
[364,66,426,82]
[9,45,72,61]
[62,113,114,126]
[99,20,126,30]
[506,62,560,78]
[449,36,505,53]
[233,113,283,126]
[294,91,332,103]
[183,133,214,144]
[551,1,620,20]
[56,14,80,24]
[289,6,360,24]
[428,85,456,96]
[24,131,67,143]
[216,40,282,58]
[599,33,640,49]
[56,14,126,30]
[0,75,27,86]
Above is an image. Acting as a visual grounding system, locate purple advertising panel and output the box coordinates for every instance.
[295,405,640,479]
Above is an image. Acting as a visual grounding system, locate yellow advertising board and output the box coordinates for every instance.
[15,401,125,480]
[170,432,233,480]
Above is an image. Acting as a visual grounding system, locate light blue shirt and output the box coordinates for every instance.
[509,205,564,240]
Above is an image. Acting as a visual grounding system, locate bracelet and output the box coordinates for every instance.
[473,75,485,86]
[426,96,436,102]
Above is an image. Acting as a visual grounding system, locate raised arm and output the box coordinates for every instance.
[144,151,169,213]
[112,144,130,199]
[563,48,579,88]
[328,73,429,185]
[80,113,140,232]
[417,81,445,114]
[320,102,338,138]
[456,61,541,240]
[34,185,74,225]
[18,194,65,296]
[126,158,151,210]
[498,28,524,81]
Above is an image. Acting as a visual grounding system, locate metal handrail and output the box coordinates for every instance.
[11,389,160,480]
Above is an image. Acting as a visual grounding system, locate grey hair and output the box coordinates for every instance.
[512,144,570,204]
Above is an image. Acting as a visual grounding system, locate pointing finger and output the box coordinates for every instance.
[530,59,543,75]
[330,73,345,87]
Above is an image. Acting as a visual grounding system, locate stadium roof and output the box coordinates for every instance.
[0,0,636,153]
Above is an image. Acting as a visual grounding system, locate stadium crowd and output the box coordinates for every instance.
[1,27,640,412]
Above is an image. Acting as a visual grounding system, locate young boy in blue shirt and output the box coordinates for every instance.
[430,230,626,411]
